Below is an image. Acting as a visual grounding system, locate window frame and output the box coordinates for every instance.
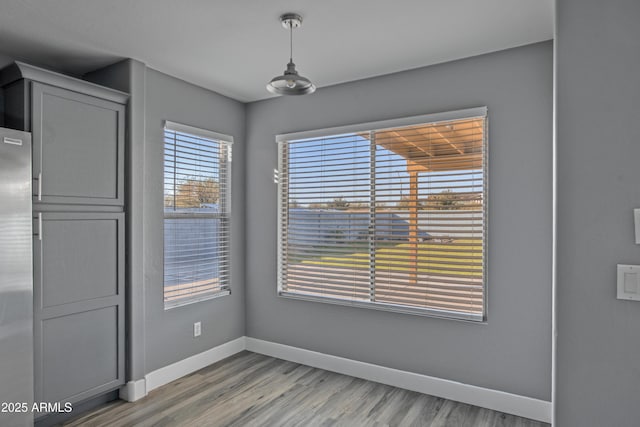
[163,120,233,309]
[276,107,488,322]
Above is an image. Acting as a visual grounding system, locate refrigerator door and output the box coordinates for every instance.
[0,127,33,427]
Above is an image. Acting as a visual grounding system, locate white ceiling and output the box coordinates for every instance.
[0,0,553,103]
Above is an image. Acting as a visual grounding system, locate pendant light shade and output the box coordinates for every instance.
[267,61,315,95]
[267,13,316,96]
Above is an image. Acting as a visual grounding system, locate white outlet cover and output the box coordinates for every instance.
[193,322,202,337]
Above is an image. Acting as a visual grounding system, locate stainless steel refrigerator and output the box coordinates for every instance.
[0,127,34,427]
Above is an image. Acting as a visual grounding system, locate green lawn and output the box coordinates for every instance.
[299,239,483,277]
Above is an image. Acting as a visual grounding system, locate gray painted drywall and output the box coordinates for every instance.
[0,52,15,127]
[245,41,553,400]
[0,53,15,69]
[86,59,148,381]
[556,1,640,425]
[85,59,130,93]
[143,68,245,372]
[87,62,246,375]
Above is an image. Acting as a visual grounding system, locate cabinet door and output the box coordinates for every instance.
[33,212,125,407]
[32,82,125,206]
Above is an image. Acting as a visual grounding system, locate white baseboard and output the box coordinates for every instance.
[144,337,246,393]
[245,337,551,424]
[120,336,550,423]
[119,378,147,402]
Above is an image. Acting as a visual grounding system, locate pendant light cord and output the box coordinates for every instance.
[289,24,293,63]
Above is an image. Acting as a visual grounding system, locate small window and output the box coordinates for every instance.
[163,121,232,308]
[277,108,487,321]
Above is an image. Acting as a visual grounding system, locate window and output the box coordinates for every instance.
[277,107,487,321]
[163,121,232,308]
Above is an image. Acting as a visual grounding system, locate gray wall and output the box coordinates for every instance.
[0,52,15,127]
[86,59,148,380]
[556,0,640,425]
[245,41,553,400]
[0,53,14,69]
[143,68,245,372]
[87,62,246,375]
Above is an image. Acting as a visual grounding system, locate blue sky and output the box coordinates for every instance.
[164,130,224,203]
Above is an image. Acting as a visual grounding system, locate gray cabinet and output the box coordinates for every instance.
[34,212,125,404]
[1,62,128,414]
[32,83,125,206]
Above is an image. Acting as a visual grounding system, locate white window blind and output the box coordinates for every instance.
[163,121,232,308]
[277,109,487,321]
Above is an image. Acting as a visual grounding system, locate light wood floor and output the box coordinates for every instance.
[63,351,549,427]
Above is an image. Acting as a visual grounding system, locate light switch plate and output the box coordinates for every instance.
[635,209,640,244]
[193,321,202,337]
[617,264,640,301]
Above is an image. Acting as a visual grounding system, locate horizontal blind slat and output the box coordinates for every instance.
[279,114,485,318]
[164,126,231,305]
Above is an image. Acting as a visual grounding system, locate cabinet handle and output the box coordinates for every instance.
[38,213,42,241]
[37,172,42,201]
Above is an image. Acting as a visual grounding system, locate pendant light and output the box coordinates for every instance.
[267,13,316,96]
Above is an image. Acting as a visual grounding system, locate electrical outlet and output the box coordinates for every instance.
[193,321,201,337]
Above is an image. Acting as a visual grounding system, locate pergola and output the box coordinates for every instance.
[360,117,484,281]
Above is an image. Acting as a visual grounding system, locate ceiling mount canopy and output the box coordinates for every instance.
[267,13,316,96]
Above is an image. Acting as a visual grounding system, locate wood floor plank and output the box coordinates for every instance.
[250,370,348,427]
[379,389,422,426]
[61,352,549,427]
[402,394,445,426]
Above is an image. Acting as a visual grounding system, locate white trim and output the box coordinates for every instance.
[164,289,231,310]
[276,142,285,295]
[129,336,550,423]
[245,337,551,424]
[551,17,558,427]
[276,106,487,142]
[119,379,147,402]
[163,120,234,144]
[278,292,483,322]
[144,337,246,392]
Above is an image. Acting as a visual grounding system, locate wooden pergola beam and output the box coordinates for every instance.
[417,124,464,155]
[385,130,434,157]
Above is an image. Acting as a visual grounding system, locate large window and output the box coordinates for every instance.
[163,121,232,308]
[277,108,487,321]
